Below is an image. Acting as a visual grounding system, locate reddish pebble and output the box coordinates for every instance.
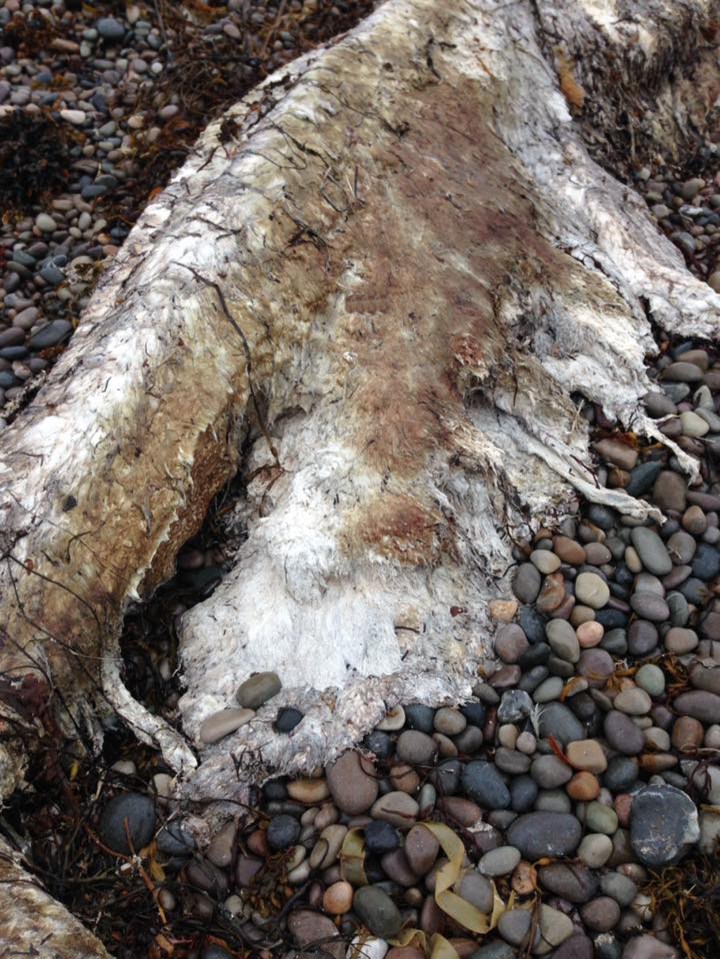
[247,829,270,857]
[614,793,633,828]
[322,880,353,915]
[577,621,604,648]
[566,771,600,801]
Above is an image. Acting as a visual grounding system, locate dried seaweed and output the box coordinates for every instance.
[644,844,720,959]
[0,111,77,212]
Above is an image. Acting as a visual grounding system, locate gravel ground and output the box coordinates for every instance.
[0,0,373,418]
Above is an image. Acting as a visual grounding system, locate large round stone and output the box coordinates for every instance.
[630,783,699,867]
[462,761,511,809]
[236,671,282,708]
[353,885,402,938]
[99,793,156,855]
[326,749,379,814]
[507,812,582,859]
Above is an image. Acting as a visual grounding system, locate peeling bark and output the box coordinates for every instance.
[0,0,719,950]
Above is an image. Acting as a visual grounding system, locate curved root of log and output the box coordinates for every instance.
[0,0,719,950]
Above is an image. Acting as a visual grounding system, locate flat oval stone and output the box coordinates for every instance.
[536,572,567,613]
[674,690,720,724]
[554,536,586,564]
[546,619,580,663]
[628,619,659,657]
[506,812,582,859]
[370,792,419,828]
[614,687,652,715]
[327,749,379,814]
[531,755,573,788]
[604,711,644,755]
[494,624,529,664]
[635,663,665,697]
[397,730,438,765]
[538,903,574,949]
[99,793,156,855]
[576,648,614,687]
[668,530,697,565]
[600,871,637,907]
[538,862,598,902]
[479,845,521,877]
[630,528,672,575]
[537,702,585,745]
[577,833,612,868]
[434,707,466,735]
[630,592,669,621]
[199,707,254,744]
[575,572,610,609]
[462,761,510,809]
[494,747,531,775]
[580,896,621,932]
[353,885,403,938]
[236,671,282,709]
[287,779,330,804]
[28,319,72,350]
[513,563,541,603]
[455,872,493,913]
[404,824,439,875]
[530,549,561,574]
[630,783,699,866]
[566,739,607,774]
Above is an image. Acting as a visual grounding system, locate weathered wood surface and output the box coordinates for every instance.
[0,0,719,950]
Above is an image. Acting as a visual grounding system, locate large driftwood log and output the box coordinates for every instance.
[0,0,719,951]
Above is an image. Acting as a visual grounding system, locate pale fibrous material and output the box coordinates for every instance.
[0,0,719,951]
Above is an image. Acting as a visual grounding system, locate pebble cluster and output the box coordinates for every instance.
[0,0,370,416]
[93,339,720,959]
[638,169,720,287]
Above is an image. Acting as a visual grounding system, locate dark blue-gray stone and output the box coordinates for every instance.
[364,820,400,854]
[518,642,551,669]
[364,730,393,759]
[506,812,582,859]
[692,544,720,581]
[97,16,125,40]
[460,701,487,728]
[538,862,598,902]
[537,701,585,745]
[28,319,72,350]
[99,792,156,855]
[404,702,435,732]
[603,756,639,792]
[353,885,402,937]
[429,759,462,795]
[626,461,662,498]
[273,707,303,733]
[518,605,546,644]
[510,774,538,813]
[39,266,65,286]
[630,784,699,867]
[462,760,510,809]
[586,504,617,530]
[595,609,629,630]
[267,814,300,850]
[156,822,196,856]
